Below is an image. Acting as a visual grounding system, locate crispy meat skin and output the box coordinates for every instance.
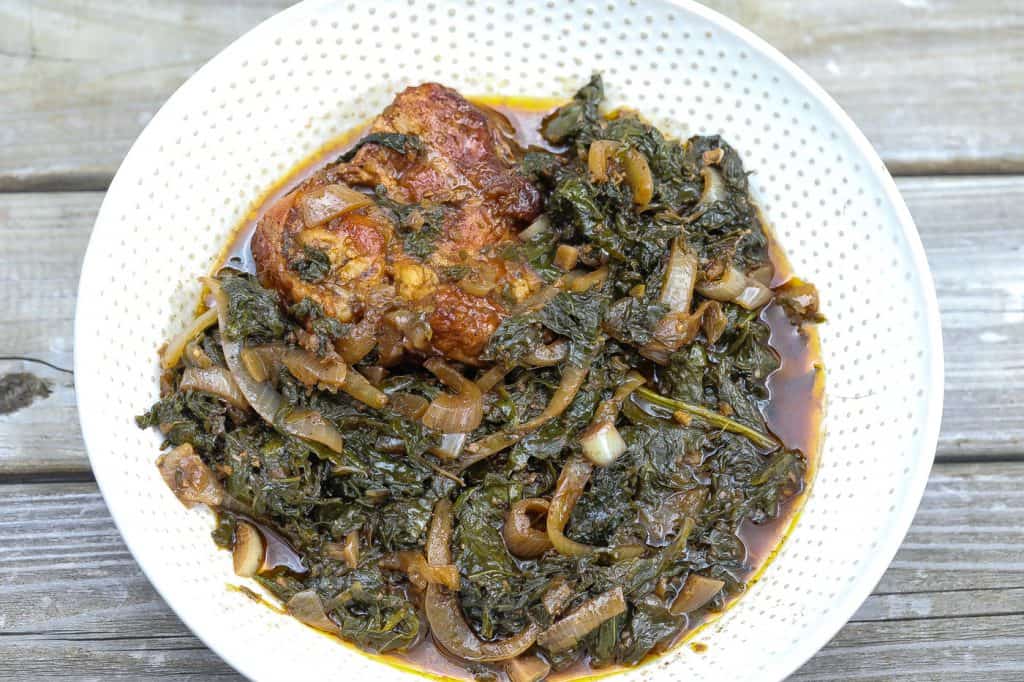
[251,83,542,362]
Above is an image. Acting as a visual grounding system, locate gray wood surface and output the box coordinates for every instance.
[2,0,1023,679]
[1,464,1021,681]
[1,0,1022,190]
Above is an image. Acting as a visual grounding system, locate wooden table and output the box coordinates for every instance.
[2,1,1022,679]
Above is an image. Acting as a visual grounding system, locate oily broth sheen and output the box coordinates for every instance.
[216,97,824,681]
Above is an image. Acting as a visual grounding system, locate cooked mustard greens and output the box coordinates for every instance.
[139,75,820,677]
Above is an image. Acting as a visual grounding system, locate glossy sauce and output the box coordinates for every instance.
[217,97,824,681]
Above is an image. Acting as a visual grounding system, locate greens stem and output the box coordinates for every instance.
[632,386,778,450]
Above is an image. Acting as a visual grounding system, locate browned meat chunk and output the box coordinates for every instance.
[251,83,543,364]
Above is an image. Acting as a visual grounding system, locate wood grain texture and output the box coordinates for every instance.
[2,177,1020,473]
[0,462,1020,680]
[1,0,1022,190]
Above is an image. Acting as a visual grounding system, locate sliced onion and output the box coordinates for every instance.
[623,149,654,208]
[341,530,360,569]
[361,365,387,386]
[156,443,225,509]
[546,456,596,557]
[232,521,264,578]
[522,339,569,367]
[502,498,553,558]
[580,421,626,467]
[384,550,460,591]
[161,307,218,369]
[506,655,551,682]
[457,431,521,472]
[696,266,747,302]
[566,265,609,293]
[179,366,248,408]
[298,183,373,228]
[340,368,389,409]
[286,590,340,635]
[660,237,698,314]
[390,392,429,420]
[734,281,773,310]
[421,359,483,433]
[542,578,574,617]
[425,500,540,662]
[588,140,620,182]
[239,345,283,383]
[669,574,725,615]
[475,363,511,393]
[701,301,727,344]
[430,432,468,461]
[206,278,345,452]
[336,312,379,364]
[458,263,500,297]
[516,364,589,433]
[518,214,550,241]
[282,348,348,390]
[554,244,580,271]
[748,263,775,287]
[537,588,627,653]
[699,166,728,205]
[283,409,345,452]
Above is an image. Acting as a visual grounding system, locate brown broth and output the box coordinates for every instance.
[214,97,824,681]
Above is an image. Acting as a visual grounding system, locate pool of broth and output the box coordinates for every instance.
[215,96,824,680]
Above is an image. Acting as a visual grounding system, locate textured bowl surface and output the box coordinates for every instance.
[75,1,943,680]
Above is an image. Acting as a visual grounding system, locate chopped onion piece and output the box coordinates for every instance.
[515,364,589,433]
[232,521,264,578]
[554,244,580,270]
[389,392,429,420]
[566,265,609,293]
[660,237,698,314]
[475,363,511,393]
[156,443,225,509]
[522,339,569,367]
[430,432,468,461]
[699,166,728,205]
[340,368,389,409]
[547,456,596,557]
[283,409,345,452]
[587,139,620,182]
[669,574,725,615]
[537,588,627,653]
[341,530,360,569]
[298,183,373,228]
[623,149,654,208]
[580,421,626,466]
[161,307,218,369]
[282,348,348,390]
[506,655,551,682]
[518,214,550,241]
[421,359,483,433]
[286,590,340,635]
[336,312,379,364]
[502,498,553,558]
[179,366,248,409]
[696,266,747,302]
[734,281,773,310]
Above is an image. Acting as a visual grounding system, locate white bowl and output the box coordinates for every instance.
[75,1,943,680]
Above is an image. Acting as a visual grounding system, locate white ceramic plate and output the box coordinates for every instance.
[75,1,943,680]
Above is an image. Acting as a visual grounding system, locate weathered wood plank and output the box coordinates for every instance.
[0,0,1021,190]
[1,176,1022,473]
[0,462,1019,679]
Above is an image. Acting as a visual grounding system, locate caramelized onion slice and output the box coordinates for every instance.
[502,498,553,558]
[515,364,589,433]
[669,574,725,615]
[522,339,569,367]
[424,500,539,662]
[156,443,225,509]
[286,590,341,635]
[340,368,389,409]
[623,149,654,208]
[161,307,218,369]
[546,456,596,557]
[282,348,348,390]
[384,550,460,591]
[179,366,247,409]
[282,409,345,453]
[232,521,264,578]
[660,237,698,314]
[421,359,483,433]
[506,655,551,682]
[298,183,373,228]
[537,588,627,653]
